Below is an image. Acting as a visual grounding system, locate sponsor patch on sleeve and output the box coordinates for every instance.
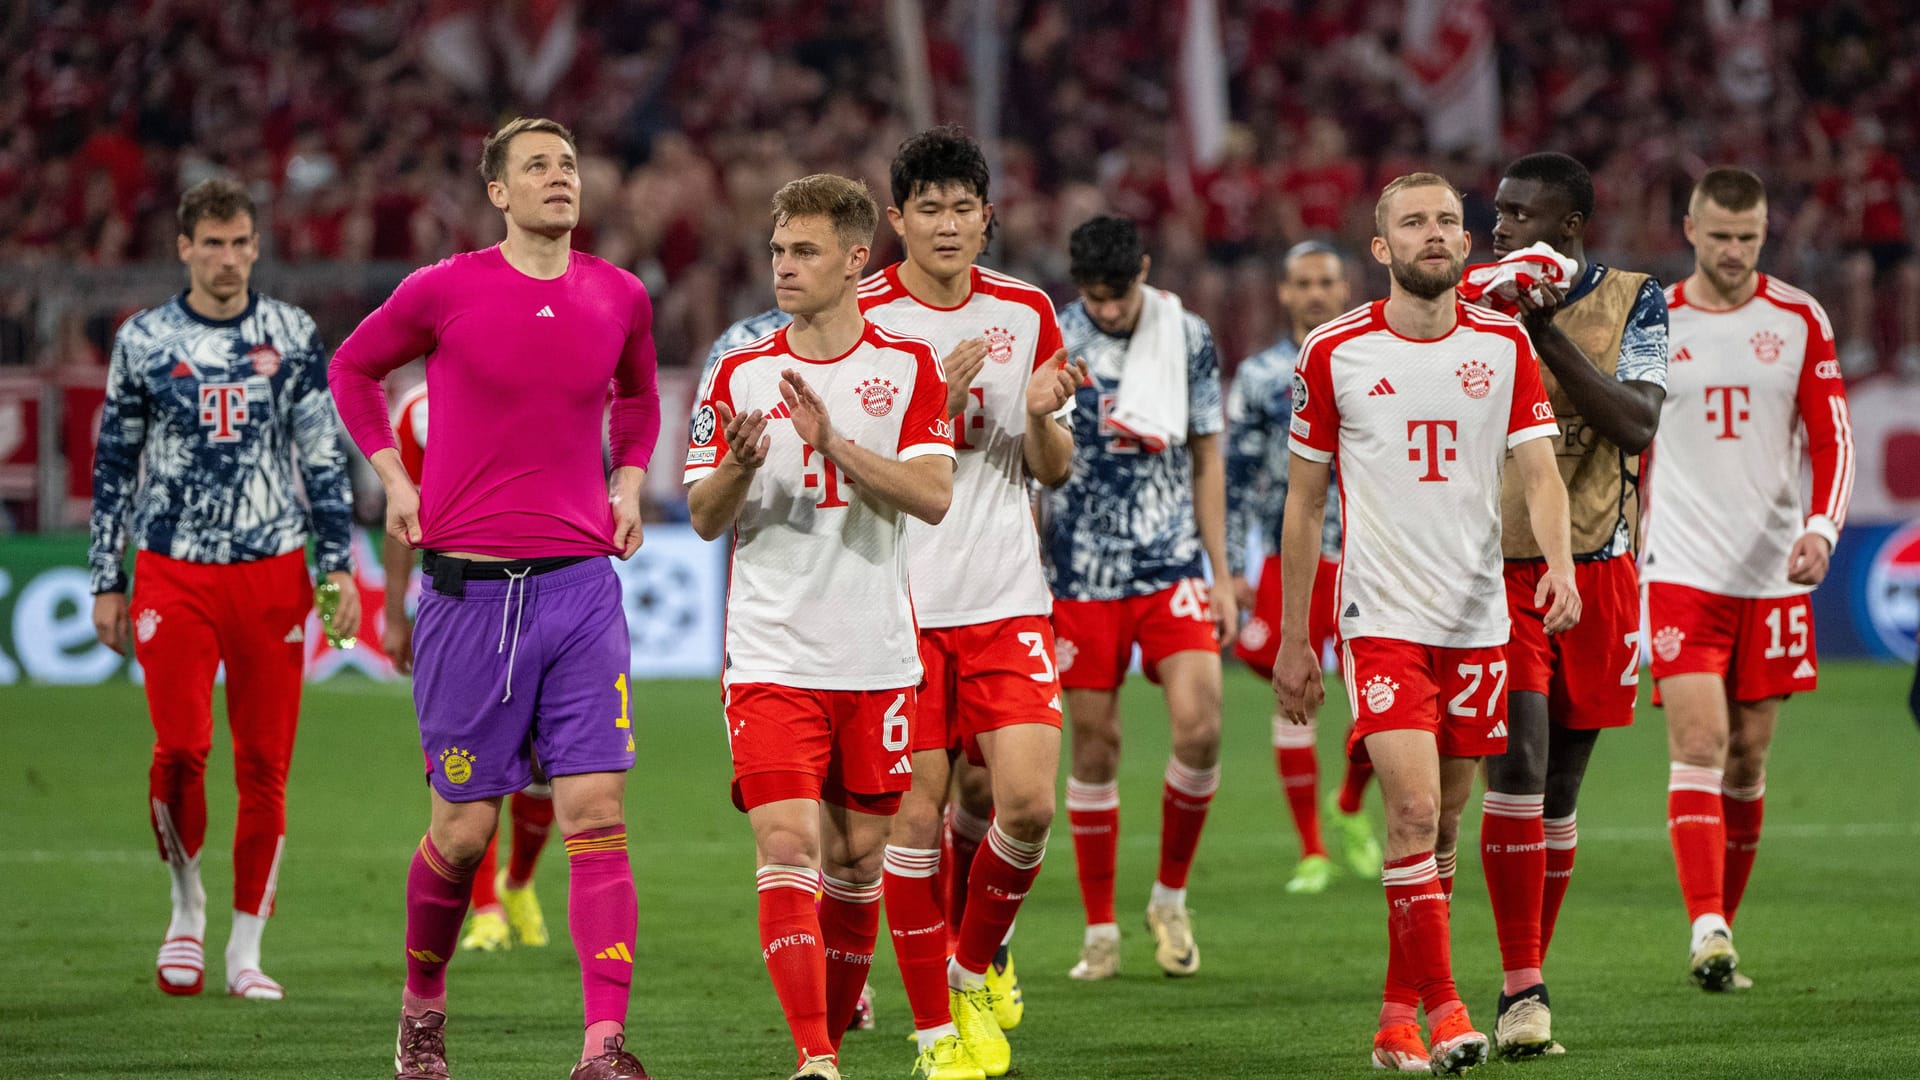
[1290,416,1311,439]
[685,446,718,466]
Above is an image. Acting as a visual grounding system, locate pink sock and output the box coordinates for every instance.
[405,834,477,1011]
[565,826,636,1058]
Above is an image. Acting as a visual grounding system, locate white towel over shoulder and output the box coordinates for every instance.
[1105,287,1190,452]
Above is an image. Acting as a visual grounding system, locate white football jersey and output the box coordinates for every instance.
[684,322,955,689]
[1290,300,1557,648]
[858,263,1066,627]
[1642,274,1853,599]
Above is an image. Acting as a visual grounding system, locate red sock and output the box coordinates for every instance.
[1273,719,1327,858]
[564,827,636,1053]
[405,834,477,1008]
[954,824,1046,976]
[1540,813,1577,957]
[1667,764,1726,923]
[1382,852,1461,1019]
[819,876,880,1046]
[469,836,500,909]
[1480,792,1546,993]
[758,865,833,1066]
[1722,783,1765,925]
[1158,759,1219,890]
[1066,778,1119,926]
[1337,756,1374,816]
[507,789,555,888]
[1379,904,1421,1030]
[882,846,951,1032]
[945,805,987,939]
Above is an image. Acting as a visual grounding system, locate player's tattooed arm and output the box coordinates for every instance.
[687,402,771,541]
[1512,437,1582,633]
[1515,283,1665,453]
[1273,452,1331,723]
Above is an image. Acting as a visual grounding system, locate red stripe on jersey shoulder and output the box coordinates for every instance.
[1295,302,1381,368]
[703,329,787,398]
[973,265,1055,312]
[1758,275,1836,341]
[1458,303,1533,357]
[856,264,906,310]
[1664,281,1685,309]
[865,321,941,361]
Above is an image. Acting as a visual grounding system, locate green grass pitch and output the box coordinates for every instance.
[2,662,1915,1078]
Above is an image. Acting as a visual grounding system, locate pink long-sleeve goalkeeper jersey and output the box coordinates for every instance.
[329,246,662,557]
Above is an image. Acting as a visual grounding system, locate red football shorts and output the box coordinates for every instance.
[722,683,917,814]
[1052,579,1219,691]
[1504,554,1640,730]
[1645,582,1818,703]
[1341,637,1510,762]
[917,615,1064,765]
[1234,555,1340,680]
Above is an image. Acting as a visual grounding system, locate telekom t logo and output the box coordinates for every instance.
[1704,385,1751,440]
[801,442,851,508]
[1406,419,1458,482]
[198,383,250,442]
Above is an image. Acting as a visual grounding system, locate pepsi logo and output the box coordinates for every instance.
[1865,521,1920,662]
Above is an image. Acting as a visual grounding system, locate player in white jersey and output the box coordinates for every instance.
[1642,167,1853,992]
[857,127,1082,1080]
[1275,173,1578,1075]
[685,174,954,1080]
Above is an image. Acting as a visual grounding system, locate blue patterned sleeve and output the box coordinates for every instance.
[87,327,148,593]
[291,318,355,577]
[1187,317,1226,437]
[1616,278,1670,388]
[1223,368,1266,579]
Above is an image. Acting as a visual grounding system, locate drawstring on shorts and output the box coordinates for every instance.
[496,567,533,703]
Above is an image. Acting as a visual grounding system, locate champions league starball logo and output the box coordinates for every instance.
[691,404,717,446]
[1865,521,1920,663]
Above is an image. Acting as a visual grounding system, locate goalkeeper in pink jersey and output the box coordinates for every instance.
[330,117,661,1080]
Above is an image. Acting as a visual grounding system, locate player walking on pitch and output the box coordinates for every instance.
[857,127,1081,1080]
[1226,240,1383,895]
[685,173,955,1080]
[1477,151,1670,1055]
[1046,215,1235,982]
[1643,167,1853,992]
[90,177,358,1002]
[330,117,662,1080]
[1275,173,1579,1074]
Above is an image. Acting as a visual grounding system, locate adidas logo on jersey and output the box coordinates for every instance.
[1489,719,1508,738]
[535,305,556,318]
[889,756,913,776]
[1344,602,1360,619]
[1368,378,1396,396]
[283,625,304,643]
[593,942,634,963]
[1793,658,1816,679]
[1673,346,1693,363]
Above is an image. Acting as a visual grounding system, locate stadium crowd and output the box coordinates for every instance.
[3,0,1918,377]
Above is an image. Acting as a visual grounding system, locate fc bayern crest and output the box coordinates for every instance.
[858,377,899,417]
[1653,625,1685,663]
[1750,330,1784,365]
[984,326,1016,364]
[691,404,717,445]
[1362,674,1399,714]
[247,344,282,377]
[1455,359,1493,399]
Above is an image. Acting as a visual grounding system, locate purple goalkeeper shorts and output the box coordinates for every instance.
[412,556,634,801]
